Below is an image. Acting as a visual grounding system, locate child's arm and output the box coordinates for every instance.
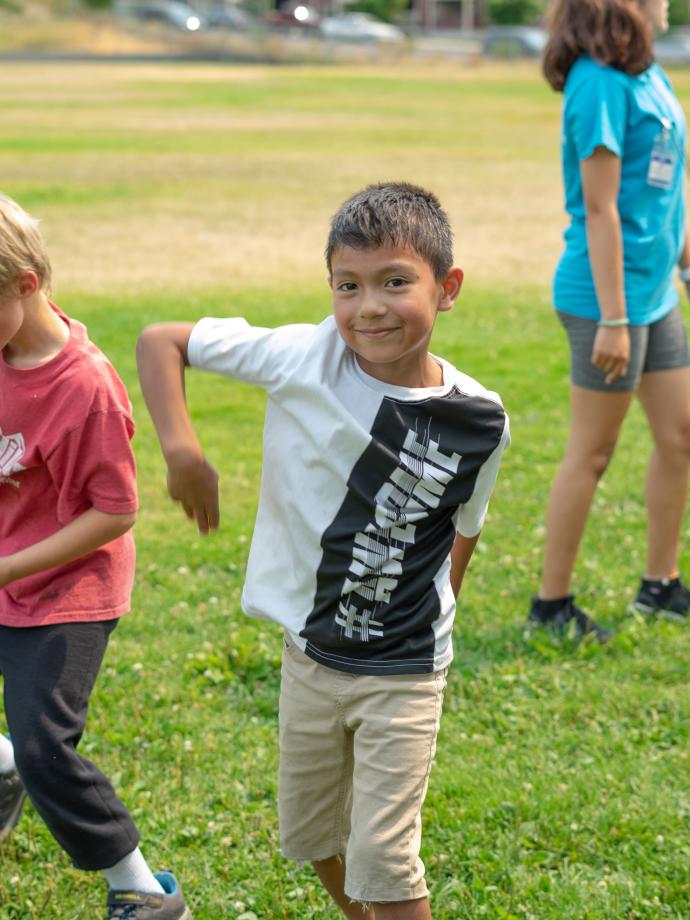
[450,532,480,598]
[0,507,135,590]
[136,323,220,534]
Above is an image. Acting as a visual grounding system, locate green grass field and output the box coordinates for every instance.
[1,60,690,919]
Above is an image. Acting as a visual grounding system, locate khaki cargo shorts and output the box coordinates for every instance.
[278,635,447,905]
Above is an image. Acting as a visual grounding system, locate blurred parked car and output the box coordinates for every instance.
[129,0,204,30]
[654,29,690,65]
[481,25,547,58]
[266,3,321,30]
[319,12,404,44]
[205,4,257,30]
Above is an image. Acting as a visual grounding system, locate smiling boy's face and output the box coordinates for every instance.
[330,243,463,388]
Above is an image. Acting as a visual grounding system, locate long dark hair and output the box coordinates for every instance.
[543,0,653,91]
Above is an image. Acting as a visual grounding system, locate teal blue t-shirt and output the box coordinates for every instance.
[554,56,687,324]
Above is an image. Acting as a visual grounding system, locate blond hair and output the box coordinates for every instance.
[0,194,52,295]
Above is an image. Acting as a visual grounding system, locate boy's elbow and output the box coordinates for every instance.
[136,323,192,368]
[111,511,137,537]
[122,511,137,531]
[136,324,162,362]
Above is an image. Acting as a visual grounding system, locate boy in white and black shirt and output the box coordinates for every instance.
[138,183,509,919]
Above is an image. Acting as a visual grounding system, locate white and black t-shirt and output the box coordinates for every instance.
[188,315,509,675]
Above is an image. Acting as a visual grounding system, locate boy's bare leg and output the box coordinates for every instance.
[313,857,375,919]
[373,898,432,919]
[313,858,432,919]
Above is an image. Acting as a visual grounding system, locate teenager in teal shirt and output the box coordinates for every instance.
[531,0,690,636]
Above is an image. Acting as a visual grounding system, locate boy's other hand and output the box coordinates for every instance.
[166,451,220,534]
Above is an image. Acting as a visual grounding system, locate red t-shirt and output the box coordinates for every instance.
[0,304,137,627]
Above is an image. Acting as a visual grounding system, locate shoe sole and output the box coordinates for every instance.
[0,789,26,843]
[631,601,688,623]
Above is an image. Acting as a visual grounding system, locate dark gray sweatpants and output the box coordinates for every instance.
[0,619,140,870]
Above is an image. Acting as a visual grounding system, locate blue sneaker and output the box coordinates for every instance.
[106,871,191,919]
[0,768,26,843]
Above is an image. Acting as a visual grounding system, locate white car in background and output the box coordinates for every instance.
[319,12,404,44]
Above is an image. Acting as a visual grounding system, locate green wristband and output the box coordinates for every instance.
[597,317,629,328]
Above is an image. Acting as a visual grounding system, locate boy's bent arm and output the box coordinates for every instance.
[136,323,219,534]
[0,508,135,590]
[450,532,480,598]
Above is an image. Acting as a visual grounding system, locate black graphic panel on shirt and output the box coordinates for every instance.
[302,388,506,674]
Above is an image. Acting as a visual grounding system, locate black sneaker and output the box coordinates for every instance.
[632,576,690,621]
[106,872,192,919]
[528,594,612,642]
[0,768,26,843]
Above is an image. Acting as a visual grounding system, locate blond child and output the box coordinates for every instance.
[0,195,190,919]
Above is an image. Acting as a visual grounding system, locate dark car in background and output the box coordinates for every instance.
[126,0,204,30]
[654,28,690,65]
[481,25,547,58]
[266,3,321,31]
[205,5,257,30]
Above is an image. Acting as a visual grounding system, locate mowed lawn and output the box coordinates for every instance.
[1,60,690,919]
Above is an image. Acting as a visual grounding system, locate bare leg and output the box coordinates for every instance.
[373,897,432,919]
[313,857,375,920]
[540,386,633,598]
[637,368,690,578]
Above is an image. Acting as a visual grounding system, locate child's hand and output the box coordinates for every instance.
[166,452,220,534]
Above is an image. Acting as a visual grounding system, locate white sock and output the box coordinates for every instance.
[102,847,165,894]
[0,736,15,774]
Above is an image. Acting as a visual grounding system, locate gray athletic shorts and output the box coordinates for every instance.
[557,306,690,392]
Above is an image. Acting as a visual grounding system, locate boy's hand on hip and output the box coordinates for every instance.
[166,452,220,534]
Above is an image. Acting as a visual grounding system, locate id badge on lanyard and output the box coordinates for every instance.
[647,118,676,190]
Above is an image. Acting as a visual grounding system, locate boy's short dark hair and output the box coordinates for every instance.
[325,182,454,282]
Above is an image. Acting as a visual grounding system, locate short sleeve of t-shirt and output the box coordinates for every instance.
[46,410,138,524]
[455,415,510,537]
[566,62,628,160]
[188,317,316,392]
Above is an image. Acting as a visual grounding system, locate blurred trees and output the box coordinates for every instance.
[486,0,542,24]
[670,0,690,25]
[350,0,407,22]
[485,0,690,26]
